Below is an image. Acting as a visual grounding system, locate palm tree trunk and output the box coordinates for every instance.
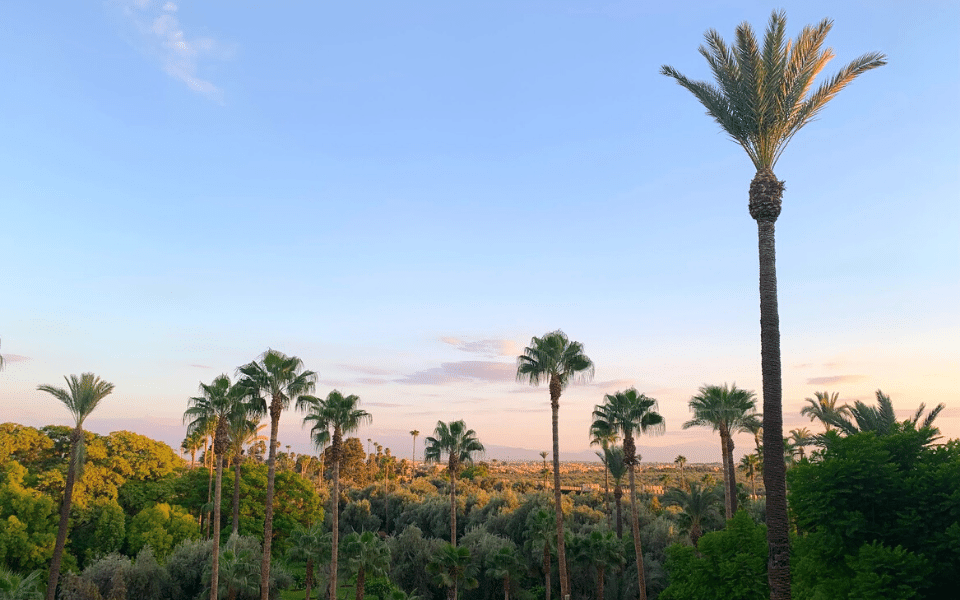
[596,566,605,600]
[304,558,314,600]
[330,440,341,600]
[450,471,458,546]
[232,456,242,536]
[604,462,611,530]
[542,542,551,600]
[355,565,365,600]
[206,442,215,539]
[549,382,570,600]
[756,213,790,600]
[725,435,738,516]
[45,428,81,600]
[211,453,224,600]
[719,432,732,519]
[260,407,281,600]
[628,465,647,600]
[614,486,623,539]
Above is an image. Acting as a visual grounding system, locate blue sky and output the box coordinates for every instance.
[1,0,957,463]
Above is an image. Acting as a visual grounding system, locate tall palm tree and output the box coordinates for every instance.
[683,383,758,519]
[427,544,478,600]
[184,374,251,600]
[423,420,484,546]
[37,373,115,600]
[662,12,886,598]
[516,330,594,600]
[674,455,687,491]
[236,349,317,600]
[409,429,420,478]
[299,389,371,600]
[800,391,849,432]
[662,483,723,546]
[591,388,664,600]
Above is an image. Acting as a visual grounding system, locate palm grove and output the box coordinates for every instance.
[4,11,951,600]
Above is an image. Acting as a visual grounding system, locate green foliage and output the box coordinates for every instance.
[386,526,442,599]
[125,503,198,560]
[69,499,126,568]
[0,462,57,573]
[789,428,959,599]
[0,565,44,600]
[659,511,768,600]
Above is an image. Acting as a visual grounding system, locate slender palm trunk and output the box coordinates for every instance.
[596,566,605,600]
[211,454,224,600]
[718,433,731,519]
[751,170,790,599]
[330,435,342,600]
[725,435,738,516]
[355,565,365,600]
[542,542,551,600]
[260,406,281,600]
[45,428,82,600]
[614,486,623,539]
[232,456,242,536]
[549,377,570,600]
[450,470,458,546]
[604,463,611,530]
[628,465,647,600]
[206,442,215,539]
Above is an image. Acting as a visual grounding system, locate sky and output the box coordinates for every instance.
[1,0,957,464]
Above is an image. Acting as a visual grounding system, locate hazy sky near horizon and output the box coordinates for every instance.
[2,1,958,463]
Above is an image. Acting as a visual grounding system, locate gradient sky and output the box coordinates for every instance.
[1,1,957,464]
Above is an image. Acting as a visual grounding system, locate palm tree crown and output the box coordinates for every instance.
[800,391,849,432]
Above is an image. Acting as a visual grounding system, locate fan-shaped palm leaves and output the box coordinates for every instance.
[683,383,758,519]
[738,453,761,499]
[591,388,664,600]
[663,483,722,547]
[342,531,390,600]
[299,390,371,600]
[517,330,593,600]
[427,544,478,600]
[237,349,317,600]
[37,373,114,600]
[485,545,522,600]
[286,523,330,600]
[525,508,555,600]
[577,529,624,600]
[227,419,266,535]
[800,391,849,432]
[662,13,886,598]
[423,420,484,546]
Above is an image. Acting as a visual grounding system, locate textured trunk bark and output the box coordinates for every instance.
[604,463,611,529]
[719,432,732,519]
[614,486,623,539]
[45,428,82,600]
[232,456,242,536]
[757,217,790,600]
[596,566,605,600]
[260,405,281,600]
[355,565,365,600]
[304,558,314,600]
[211,454,224,600]
[628,465,647,600]
[725,435,738,516]
[330,437,341,600]
[549,375,570,600]
[205,444,214,539]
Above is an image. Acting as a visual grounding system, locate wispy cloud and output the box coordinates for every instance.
[806,375,865,385]
[114,0,233,101]
[337,364,395,376]
[396,361,515,385]
[441,337,520,357]
[1,354,31,363]
[188,363,211,369]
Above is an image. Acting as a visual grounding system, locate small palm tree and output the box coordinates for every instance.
[423,420,484,546]
[342,531,390,600]
[427,544,478,600]
[662,13,886,598]
[800,391,849,432]
[525,508,555,600]
[37,373,115,600]
[516,330,594,600]
[485,545,521,600]
[286,523,329,600]
[299,390,371,600]
[591,389,663,600]
[578,529,624,600]
[738,453,761,499]
[602,445,627,539]
[674,455,687,491]
[214,534,260,600]
[787,428,814,461]
[590,419,619,529]
[663,483,723,546]
[237,349,317,599]
[682,383,758,519]
[227,419,266,535]
[409,429,420,477]
[0,566,43,600]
